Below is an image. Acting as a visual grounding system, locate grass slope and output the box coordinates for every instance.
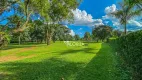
[0,42,121,80]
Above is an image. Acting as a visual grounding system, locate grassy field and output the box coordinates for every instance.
[0,42,121,80]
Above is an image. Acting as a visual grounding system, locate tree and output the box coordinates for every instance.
[0,0,82,45]
[112,30,122,38]
[65,34,74,41]
[0,0,17,14]
[112,1,142,35]
[29,20,45,43]
[74,34,80,41]
[84,32,91,41]
[125,0,142,9]
[0,32,10,49]
[7,14,25,45]
[92,25,112,42]
[52,25,70,42]
[45,0,81,45]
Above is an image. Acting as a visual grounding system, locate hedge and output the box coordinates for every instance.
[115,30,142,80]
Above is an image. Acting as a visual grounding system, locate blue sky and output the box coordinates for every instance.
[68,0,142,37]
[68,0,122,37]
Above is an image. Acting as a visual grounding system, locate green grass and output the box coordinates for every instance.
[0,42,121,80]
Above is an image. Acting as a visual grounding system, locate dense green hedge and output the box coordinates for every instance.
[115,30,142,80]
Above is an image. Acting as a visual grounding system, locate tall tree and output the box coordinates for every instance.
[52,25,70,42]
[7,14,25,45]
[74,34,80,41]
[45,0,81,45]
[84,32,91,41]
[92,25,112,42]
[30,20,45,43]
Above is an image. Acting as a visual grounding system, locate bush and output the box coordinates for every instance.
[0,32,10,49]
[115,30,142,80]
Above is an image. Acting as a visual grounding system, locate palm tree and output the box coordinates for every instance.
[125,0,142,9]
[112,2,142,35]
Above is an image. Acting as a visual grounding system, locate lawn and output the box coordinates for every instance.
[0,42,121,80]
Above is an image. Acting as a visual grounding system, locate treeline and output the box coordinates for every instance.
[0,0,82,47]
[83,25,123,42]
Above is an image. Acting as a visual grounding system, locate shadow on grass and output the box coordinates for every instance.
[60,48,98,55]
[1,44,38,50]
[0,43,121,80]
[0,58,85,80]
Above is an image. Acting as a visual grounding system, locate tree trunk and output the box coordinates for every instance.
[124,23,127,35]
[18,35,21,45]
[46,28,52,45]
[47,35,51,45]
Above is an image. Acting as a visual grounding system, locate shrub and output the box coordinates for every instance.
[0,32,10,49]
[115,30,142,80]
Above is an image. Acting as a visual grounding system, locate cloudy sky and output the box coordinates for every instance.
[68,0,142,37]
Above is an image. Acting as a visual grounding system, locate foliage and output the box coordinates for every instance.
[112,30,122,38]
[125,0,142,9]
[0,0,81,45]
[84,32,91,41]
[0,0,17,14]
[74,34,80,41]
[0,32,10,49]
[52,25,70,42]
[29,20,45,43]
[115,30,142,80]
[92,25,112,41]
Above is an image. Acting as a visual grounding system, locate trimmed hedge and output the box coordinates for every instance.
[115,30,142,80]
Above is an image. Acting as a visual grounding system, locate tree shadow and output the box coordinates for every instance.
[1,44,37,50]
[0,58,85,80]
[60,48,98,55]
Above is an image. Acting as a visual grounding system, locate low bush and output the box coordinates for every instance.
[115,30,142,80]
[0,32,10,49]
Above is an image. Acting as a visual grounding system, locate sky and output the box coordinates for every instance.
[68,0,142,37]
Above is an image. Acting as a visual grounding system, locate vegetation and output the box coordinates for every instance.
[92,25,112,42]
[0,32,9,49]
[0,0,82,47]
[112,30,142,80]
[84,32,91,41]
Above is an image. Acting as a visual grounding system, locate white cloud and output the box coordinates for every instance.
[103,4,142,29]
[128,20,142,27]
[105,4,117,14]
[64,25,68,28]
[72,9,104,26]
[69,30,75,36]
[102,4,120,26]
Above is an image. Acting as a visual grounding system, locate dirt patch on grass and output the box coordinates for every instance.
[0,54,36,63]
[0,46,37,63]
[11,46,36,54]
